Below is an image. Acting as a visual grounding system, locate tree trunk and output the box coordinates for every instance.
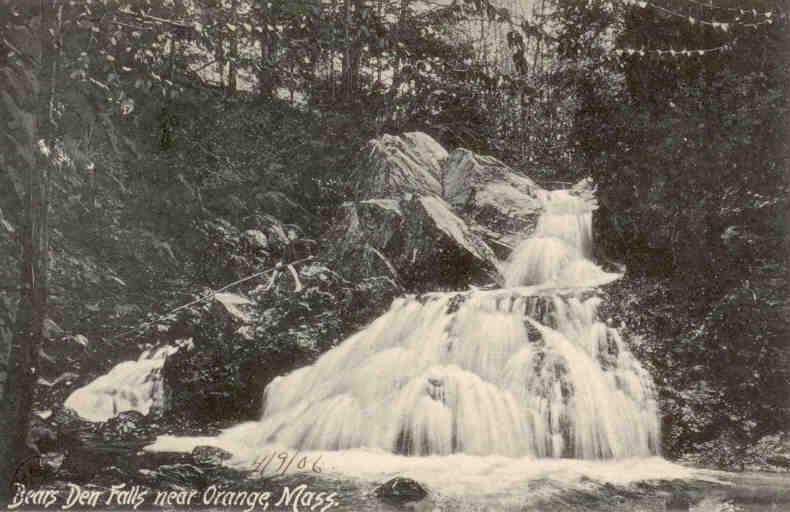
[340,0,367,105]
[330,0,337,102]
[342,0,352,102]
[388,0,408,125]
[228,0,239,93]
[0,3,51,499]
[256,0,276,99]
[215,11,226,90]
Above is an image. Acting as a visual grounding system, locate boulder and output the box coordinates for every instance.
[0,206,14,233]
[328,195,499,292]
[374,477,428,505]
[29,414,60,453]
[249,190,314,228]
[240,214,304,255]
[138,463,206,491]
[38,332,89,386]
[98,410,147,440]
[43,318,65,339]
[442,148,544,255]
[187,217,285,285]
[211,292,255,328]
[242,229,268,250]
[352,132,447,199]
[192,445,233,466]
[570,176,596,204]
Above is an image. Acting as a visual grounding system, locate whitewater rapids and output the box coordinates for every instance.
[149,190,661,463]
[71,186,709,500]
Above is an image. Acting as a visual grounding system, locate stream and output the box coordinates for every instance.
[55,190,789,511]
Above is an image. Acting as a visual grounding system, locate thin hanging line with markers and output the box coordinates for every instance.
[621,0,775,31]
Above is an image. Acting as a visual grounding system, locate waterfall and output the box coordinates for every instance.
[175,188,660,460]
[502,190,610,288]
[64,345,178,422]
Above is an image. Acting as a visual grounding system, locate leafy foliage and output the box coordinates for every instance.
[551,0,789,460]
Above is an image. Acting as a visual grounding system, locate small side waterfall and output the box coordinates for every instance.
[64,345,177,422]
[196,189,659,459]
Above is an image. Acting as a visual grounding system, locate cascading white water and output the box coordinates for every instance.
[502,190,610,288]
[151,188,659,460]
[64,345,178,422]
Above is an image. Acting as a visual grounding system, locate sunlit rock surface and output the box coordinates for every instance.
[211,292,255,326]
[570,176,596,204]
[352,132,447,199]
[442,148,545,255]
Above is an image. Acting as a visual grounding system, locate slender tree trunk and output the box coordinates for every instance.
[349,0,364,102]
[388,0,408,125]
[342,0,351,101]
[215,5,226,90]
[330,0,337,102]
[376,0,382,84]
[480,13,486,70]
[256,0,275,99]
[258,34,269,97]
[168,33,178,83]
[341,0,364,104]
[0,0,52,499]
[228,0,239,93]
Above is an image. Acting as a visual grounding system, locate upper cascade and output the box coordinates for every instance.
[502,190,611,289]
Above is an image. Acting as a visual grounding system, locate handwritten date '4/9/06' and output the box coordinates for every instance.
[251,451,323,477]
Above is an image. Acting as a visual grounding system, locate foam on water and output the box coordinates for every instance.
[146,434,722,502]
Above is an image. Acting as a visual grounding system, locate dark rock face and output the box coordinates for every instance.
[374,477,428,505]
[351,132,447,199]
[442,148,544,255]
[96,410,164,442]
[161,263,400,422]
[192,445,233,466]
[37,333,89,403]
[29,414,60,454]
[162,333,306,422]
[328,195,499,292]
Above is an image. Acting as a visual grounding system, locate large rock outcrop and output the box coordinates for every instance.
[348,132,549,259]
[442,148,544,255]
[328,195,499,292]
[351,132,447,199]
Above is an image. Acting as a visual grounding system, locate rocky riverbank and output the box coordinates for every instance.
[14,132,789,505]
